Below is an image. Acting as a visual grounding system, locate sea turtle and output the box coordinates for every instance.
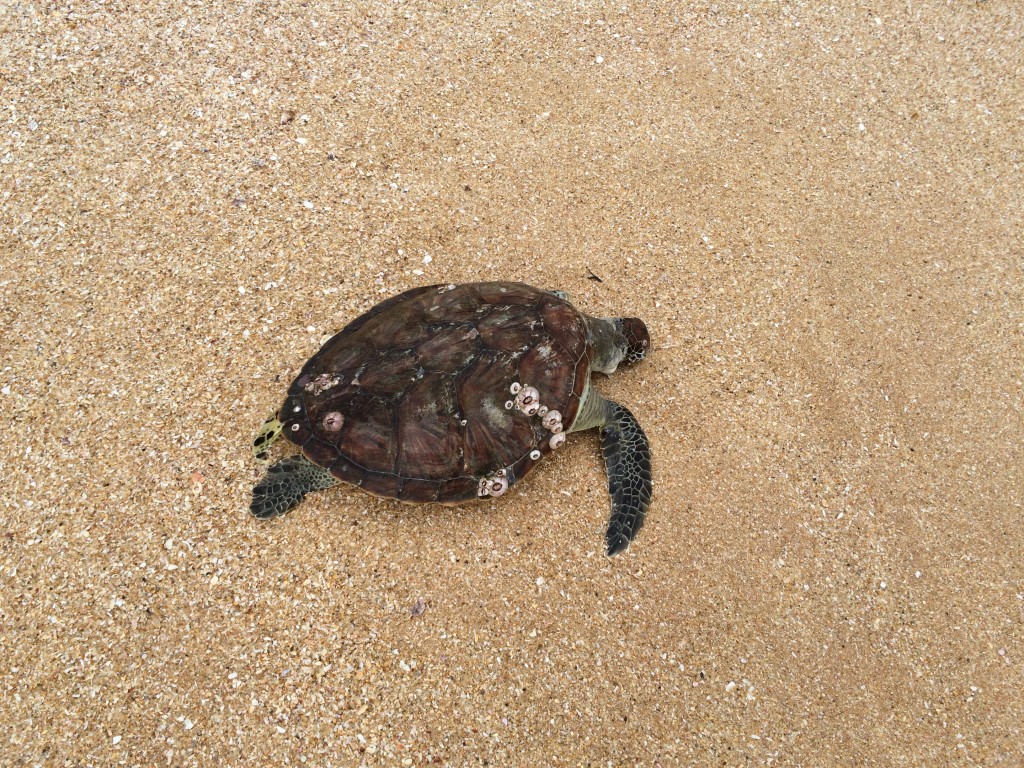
[251,281,652,555]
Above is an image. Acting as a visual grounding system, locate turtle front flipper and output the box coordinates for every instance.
[253,412,284,462]
[599,399,653,556]
[251,455,338,519]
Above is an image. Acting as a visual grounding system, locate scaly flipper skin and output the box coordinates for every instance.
[252,412,284,462]
[251,455,338,519]
[600,401,653,556]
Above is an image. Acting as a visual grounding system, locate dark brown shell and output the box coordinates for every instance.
[279,282,593,503]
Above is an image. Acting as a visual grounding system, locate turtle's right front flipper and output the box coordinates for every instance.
[599,400,653,556]
[251,455,337,519]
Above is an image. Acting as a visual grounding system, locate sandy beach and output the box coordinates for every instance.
[2,2,1022,765]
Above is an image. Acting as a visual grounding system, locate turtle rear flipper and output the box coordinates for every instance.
[253,412,284,462]
[251,455,337,519]
[600,400,653,556]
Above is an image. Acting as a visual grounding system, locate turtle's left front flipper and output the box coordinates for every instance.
[600,400,653,556]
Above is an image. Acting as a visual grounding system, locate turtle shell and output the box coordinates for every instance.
[278,282,593,504]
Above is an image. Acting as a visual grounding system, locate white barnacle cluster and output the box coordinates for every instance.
[481,381,569,499]
[542,410,563,432]
[507,381,566,452]
[478,468,509,497]
[514,384,541,415]
[305,372,340,396]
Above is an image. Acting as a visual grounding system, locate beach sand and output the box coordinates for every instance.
[2,2,1022,765]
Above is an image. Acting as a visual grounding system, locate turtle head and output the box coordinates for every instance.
[616,317,650,365]
[589,316,650,373]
